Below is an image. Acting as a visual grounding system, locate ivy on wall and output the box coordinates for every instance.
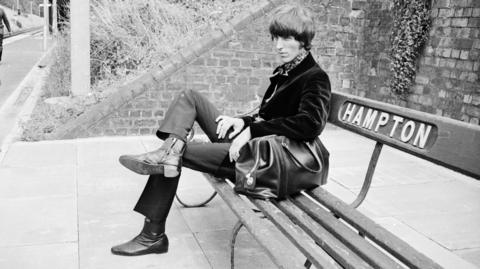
[389,0,431,98]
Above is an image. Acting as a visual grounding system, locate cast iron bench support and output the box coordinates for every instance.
[175,91,480,268]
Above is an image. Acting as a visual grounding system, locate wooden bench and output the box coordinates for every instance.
[176,91,480,269]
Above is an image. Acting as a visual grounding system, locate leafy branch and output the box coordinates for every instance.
[389,0,431,98]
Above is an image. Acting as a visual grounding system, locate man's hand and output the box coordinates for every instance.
[216,115,245,140]
[229,127,251,162]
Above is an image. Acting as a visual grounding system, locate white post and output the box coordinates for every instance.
[70,0,91,95]
[52,0,57,34]
[30,1,33,14]
[43,0,48,51]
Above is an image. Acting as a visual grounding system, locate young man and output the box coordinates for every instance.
[112,4,331,256]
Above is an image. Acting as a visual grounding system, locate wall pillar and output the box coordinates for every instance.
[70,0,91,95]
[42,0,48,51]
[52,0,58,34]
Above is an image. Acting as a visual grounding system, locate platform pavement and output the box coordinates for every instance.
[0,31,47,109]
[0,127,479,269]
[0,31,51,154]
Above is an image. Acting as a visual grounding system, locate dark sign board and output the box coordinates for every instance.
[328,92,480,180]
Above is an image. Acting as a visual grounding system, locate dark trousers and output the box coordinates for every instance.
[134,89,237,222]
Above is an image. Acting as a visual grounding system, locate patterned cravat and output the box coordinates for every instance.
[276,50,309,76]
[264,50,309,104]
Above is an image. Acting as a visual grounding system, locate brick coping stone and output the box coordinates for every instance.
[51,0,283,140]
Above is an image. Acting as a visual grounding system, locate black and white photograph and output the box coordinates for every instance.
[0,0,479,268]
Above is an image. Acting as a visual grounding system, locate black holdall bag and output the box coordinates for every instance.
[234,135,329,200]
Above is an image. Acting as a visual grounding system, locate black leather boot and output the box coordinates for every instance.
[111,218,168,256]
[119,137,185,177]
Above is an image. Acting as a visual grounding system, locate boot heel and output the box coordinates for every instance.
[152,245,169,254]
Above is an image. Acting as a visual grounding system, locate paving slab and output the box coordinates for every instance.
[76,163,146,193]
[1,132,479,268]
[80,232,211,269]
[0,165,75,199]
[0,242,78,269]
[326,147,373,169]
[374,217,478,269]
[76,137,146,166]
[194,229,277,269]
[176,168,219,207]
[179,197,238,233]
[321,127,375,152]
[0,194,77,247]
[398,211,480,250]
[329,165,389,189]
[364,180,480,217]
[1,140,77,167]
[78,187,145,221]
[78,208,202,269]
[322,180,386,218]
[321,178,358,202]
[455,248,480,268]
[0,33,46,109]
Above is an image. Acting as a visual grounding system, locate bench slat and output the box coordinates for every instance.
[251,199,344,269]
[292,194,403,269]
[309,187,443,269]
[203,175,306,269]
[276,198,374,269]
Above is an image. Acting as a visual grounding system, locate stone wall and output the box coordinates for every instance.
[53,0,480,139]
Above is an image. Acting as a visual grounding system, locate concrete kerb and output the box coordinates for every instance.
[178,47,198,66]
[269,0,286,7]
[229,9,256,31]
[158,57,182,77]
[0,44,56,163]
[248,0,273,23]
[217,22,235,38]
[50,0,284,140]
[189,37,216,58]
[260,0,277,15]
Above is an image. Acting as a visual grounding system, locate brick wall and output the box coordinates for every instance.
[53,0,480,139]
[54,0,281,138]
[353,0,480,124]
[419,0,480,124]
[353,0,393,100]
[94,0,365,137]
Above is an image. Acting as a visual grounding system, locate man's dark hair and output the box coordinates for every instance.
[269,5,316,51]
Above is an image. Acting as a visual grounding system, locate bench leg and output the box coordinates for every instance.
[230,220,244,269]
[350,142,383,208]
[175,173,219,208]
[175,191,217,208]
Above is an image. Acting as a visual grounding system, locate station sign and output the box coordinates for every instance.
[329,92,480,180]
[338,102,437,150]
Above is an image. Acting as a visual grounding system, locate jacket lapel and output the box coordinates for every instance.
[263,53,317,108]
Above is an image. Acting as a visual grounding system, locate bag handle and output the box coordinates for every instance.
[282,139,322,173]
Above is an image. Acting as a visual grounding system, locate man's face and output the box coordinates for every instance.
[273,36,303,63]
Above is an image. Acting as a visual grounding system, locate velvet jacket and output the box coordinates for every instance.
[242,53,331,141]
